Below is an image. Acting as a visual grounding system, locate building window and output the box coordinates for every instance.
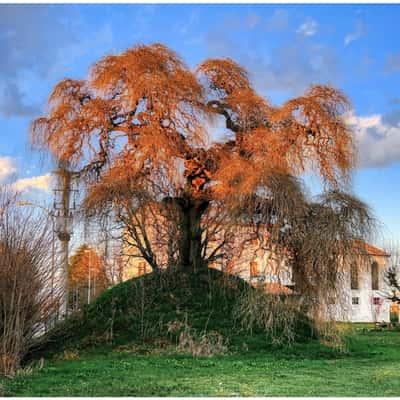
[372,297,382,305]
[350,262,359,290]
[352,297,360,305]
[250,261,259,278]
[371,262,379,290]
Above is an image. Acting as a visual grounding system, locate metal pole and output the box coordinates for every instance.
[60,238,69,316]
[62,171,71,317]
[55,161,73,318]
[51,217,55,296]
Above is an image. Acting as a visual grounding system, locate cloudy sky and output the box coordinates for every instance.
[1,3,400,243]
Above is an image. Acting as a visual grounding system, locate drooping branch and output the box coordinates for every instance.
[31,43,369,283]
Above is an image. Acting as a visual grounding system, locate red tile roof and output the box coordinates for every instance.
[252,282,294,295]
[353,240,390,257]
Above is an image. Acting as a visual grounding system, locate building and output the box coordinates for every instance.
[336,241,391,323]
[123,230,393,323]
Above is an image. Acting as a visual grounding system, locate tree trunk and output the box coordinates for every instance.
[176,197,209,272]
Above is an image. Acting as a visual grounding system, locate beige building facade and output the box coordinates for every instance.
[123,233,392,322]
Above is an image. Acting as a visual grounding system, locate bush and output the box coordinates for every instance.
[312,320,350,352]
[177,328,228,357]
[390,311,399,324]
[0,188,58,376]
[233,288,313,346]
[168,315,228,357]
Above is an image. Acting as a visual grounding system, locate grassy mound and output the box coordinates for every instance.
[30,269,313,358]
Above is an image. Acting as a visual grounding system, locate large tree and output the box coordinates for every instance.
[32,43,373,302]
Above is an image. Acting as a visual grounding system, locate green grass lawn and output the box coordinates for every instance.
[2,328,400,397]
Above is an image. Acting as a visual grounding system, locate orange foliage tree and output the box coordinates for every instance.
[32,43,374,301]
[68,244,109,310]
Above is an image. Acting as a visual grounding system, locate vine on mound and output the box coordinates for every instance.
[31,269,316,358]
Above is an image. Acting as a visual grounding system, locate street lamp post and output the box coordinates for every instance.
[20,162,79,320]
[53,209,73,316]
[53,161,79,317]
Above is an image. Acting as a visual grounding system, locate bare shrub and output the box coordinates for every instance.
[233,287,308,346]
[386,266,400,304]
[172,315,228,357]
[11,357,45,380]
[383,242,400,304]
[115,344,141,353]
[312,318,349,352]
[177,328,228,357]
[0,187,59,377]
[166,319,185,335]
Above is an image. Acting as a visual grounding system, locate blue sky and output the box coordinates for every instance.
[1,3,400,244]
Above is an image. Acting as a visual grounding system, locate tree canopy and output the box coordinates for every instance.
[68,244,109,310]
[32,43,374,306]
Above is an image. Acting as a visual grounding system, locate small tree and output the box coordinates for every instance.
[105,246,128,285]
[69,244,109,311]
[385,243,400,304]
[387,267,400,304]
[380,243,400,324]
[32,43,374,310]
[0,187,59,377]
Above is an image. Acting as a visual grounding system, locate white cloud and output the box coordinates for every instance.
[297,19,318,37]
[13,173,53,194]
[346,111,400,168]
[0,157,53,195]
[0,156,17,182]
[344,19,366,46]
